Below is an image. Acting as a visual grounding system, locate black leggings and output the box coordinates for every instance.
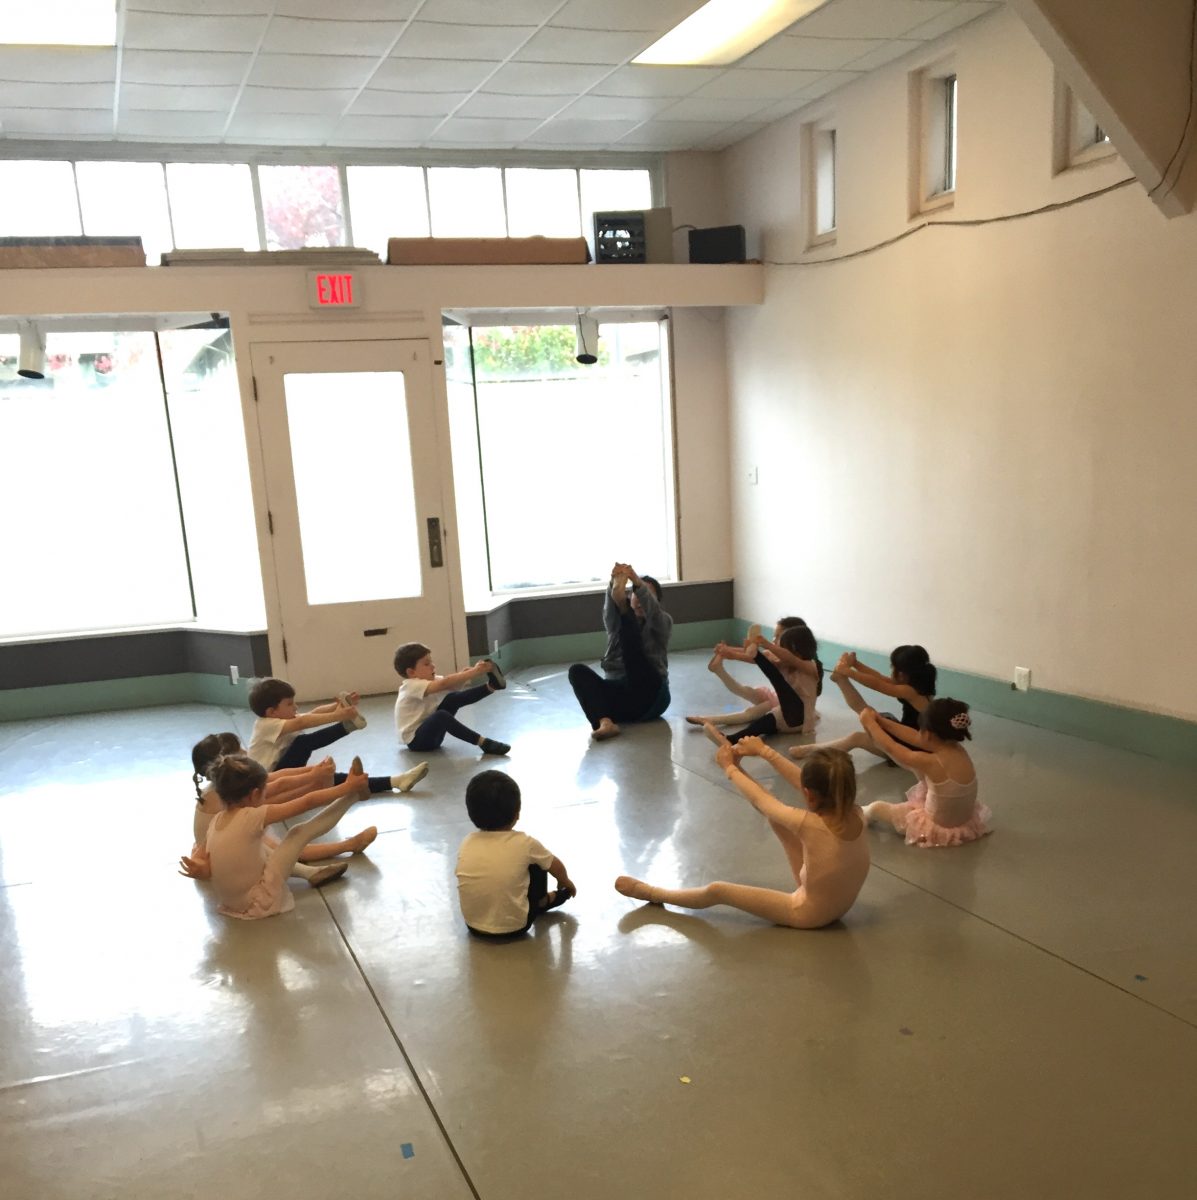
[275,725,391,793]
[568,611,665,728]
[407,684,491,750]
[724,653,821,744]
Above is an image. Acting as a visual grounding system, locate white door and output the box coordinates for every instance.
[250,339,456,700]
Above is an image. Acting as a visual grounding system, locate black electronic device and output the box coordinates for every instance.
[688,224,747,264]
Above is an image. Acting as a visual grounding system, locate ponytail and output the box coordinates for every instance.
[891,644,937,698]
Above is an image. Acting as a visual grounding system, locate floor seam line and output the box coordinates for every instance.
[318,894,484,1200]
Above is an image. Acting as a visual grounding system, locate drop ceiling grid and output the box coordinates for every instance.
[0,1,1001,153]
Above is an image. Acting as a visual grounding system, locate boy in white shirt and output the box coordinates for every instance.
[393,642,510,756]
[248,677,428,794]
[455,770,575,937]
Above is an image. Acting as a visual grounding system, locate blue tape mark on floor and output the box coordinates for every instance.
[401,1143,415,1160]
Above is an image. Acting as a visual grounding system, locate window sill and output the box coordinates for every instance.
[915,189,955,218]
[806,229,837,251]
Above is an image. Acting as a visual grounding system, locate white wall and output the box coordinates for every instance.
[720,6,1197,721]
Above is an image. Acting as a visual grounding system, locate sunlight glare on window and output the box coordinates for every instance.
[166,163,259,251]
[77,161,173,264]
[346,165,430,256]
[505,168,582,237]
[0,161,82,236]
[428,167,506,237]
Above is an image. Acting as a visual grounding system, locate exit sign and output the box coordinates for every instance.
[307,270,361,309]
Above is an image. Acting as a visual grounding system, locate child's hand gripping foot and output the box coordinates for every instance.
[339,692,368,731]
[743,623,761,649]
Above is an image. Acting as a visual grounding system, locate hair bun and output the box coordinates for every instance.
[950,712,971,730]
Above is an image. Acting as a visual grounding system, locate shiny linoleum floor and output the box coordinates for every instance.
[2,651,1196,1200]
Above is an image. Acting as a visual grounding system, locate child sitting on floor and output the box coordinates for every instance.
[249,677,429,793]
[393,643,509,756]
[455,770,575,937]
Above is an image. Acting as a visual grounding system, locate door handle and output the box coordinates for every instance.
[426,517,444,568]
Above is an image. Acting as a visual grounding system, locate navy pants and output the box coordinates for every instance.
[407,684,491,750]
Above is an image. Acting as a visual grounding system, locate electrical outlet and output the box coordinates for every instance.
[1013,666,1031,692]
[229,665,240,685]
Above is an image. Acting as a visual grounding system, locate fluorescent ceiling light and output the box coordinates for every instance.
[2,1,117,47]
[634,0,830,67]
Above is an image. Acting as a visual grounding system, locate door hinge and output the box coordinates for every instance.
[252,376,259,403]
[282,637,288,663]
[267,510,274,535]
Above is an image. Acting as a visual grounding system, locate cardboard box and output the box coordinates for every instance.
[0,236,146,268]
[387,237,590,266]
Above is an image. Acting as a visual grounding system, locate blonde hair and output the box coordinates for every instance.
[207,753,267,807]
[799,749,858,834]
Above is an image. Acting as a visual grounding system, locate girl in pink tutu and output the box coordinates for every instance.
[858,699,991,847]
[615,737,869,928]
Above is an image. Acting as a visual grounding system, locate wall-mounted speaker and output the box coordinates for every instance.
[688,225,747,264]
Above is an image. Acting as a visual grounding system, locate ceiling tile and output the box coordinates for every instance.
[739,36,879,71]
[117,110,228,138]
[456,93,564,119]
[429,116,544,144]
[119,83,242,112]
[273,0,417,16]
[697,122,768,151]
[1,82,115,110]
[655,96,772,122]
[224,113,341,142]
[392,21,537,60]
[0,47,116,84]
[523,116,641,145]
[792,69,864,104]
[124,12,269,53]
[371,57,503,92]
[484,62,612,96]
[1,109,113,138]
[907,1,999,41]
[127,1,269,12]
[615,120,730,148]
[753,94,820,122]
[262,17,407,57]
[843,39,922,71]
[122,50,251,86]
[691,68,825,101]
[350,90,468,117]
[556,93,671,121]
[248,55,378,89]
[418,0,563,24]
[331,114,442,143]
[514,27,652,65]
[589,65,721,98]
[549,0,699,34]
[788,0,956,40]
[237,87,359,115]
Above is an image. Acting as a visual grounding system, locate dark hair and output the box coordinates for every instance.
[393,642,431,677]
[640,575,662,601]
[779,623,823,695]
[920,698,972,741]
[465,770,521,831]
[191,732,243,800]
[776,616,806,634]
[208,753,268,806]
[890,644,937,698]
[249,677,295,717]
[800,749,857,825]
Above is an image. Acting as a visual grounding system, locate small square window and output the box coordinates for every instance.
[1053,80,1117,172]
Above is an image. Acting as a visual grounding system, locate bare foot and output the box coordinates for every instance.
[743,623,761,648]
[788,744,811,759]
[592,718,621,741]
[614,875,660,904]
[703,721,731,748]
[308,862,348,888]
[706,651,724,672]
[685,715,708,726]
[348,827,378,853]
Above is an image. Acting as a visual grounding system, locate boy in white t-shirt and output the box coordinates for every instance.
[455,770,575,937]
[248,677,429,795]
[393,642,510,756]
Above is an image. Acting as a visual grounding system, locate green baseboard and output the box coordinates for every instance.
[0,673,251,722]
[727,620,1197,767]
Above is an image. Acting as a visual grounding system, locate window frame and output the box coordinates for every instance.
[1053,79,1117,174]
[910,60,958,217]
[803,116,838,250]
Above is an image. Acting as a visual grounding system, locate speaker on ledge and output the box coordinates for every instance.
[688,224,746,264]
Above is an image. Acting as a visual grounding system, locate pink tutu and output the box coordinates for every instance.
[896,780,992,849]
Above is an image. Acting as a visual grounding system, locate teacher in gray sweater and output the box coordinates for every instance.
[568,562,672,741]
